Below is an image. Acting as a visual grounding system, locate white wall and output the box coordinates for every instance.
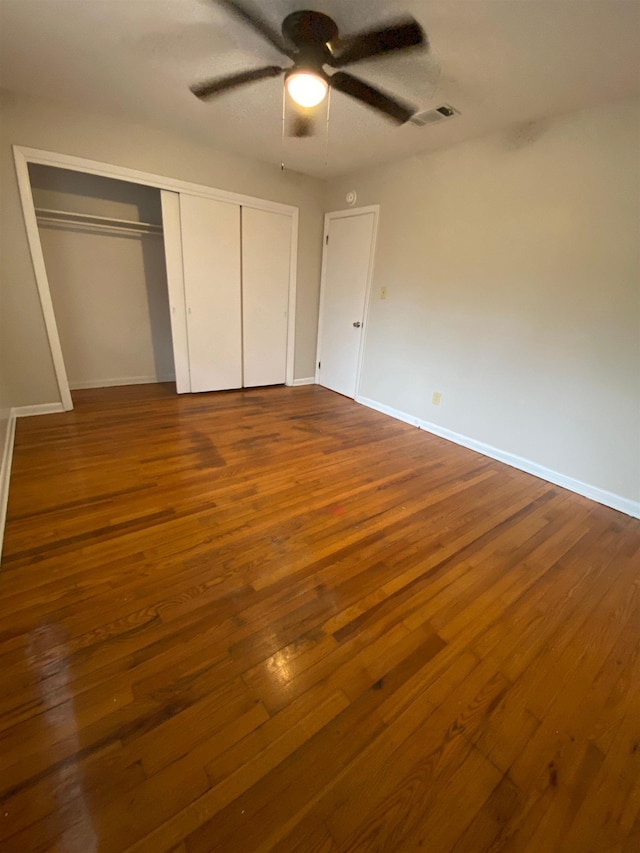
[37,227,175,389]
[30,165,175,389]
[29,163,164,221]
[0,89,324,411]
[325,98,640,507]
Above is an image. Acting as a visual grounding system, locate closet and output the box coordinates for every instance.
[29,165,175,393]
[161,191,292,395]
[27,164,295,400]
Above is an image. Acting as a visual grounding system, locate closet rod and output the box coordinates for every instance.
[34,207,163,235]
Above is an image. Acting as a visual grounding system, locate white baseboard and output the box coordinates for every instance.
[2,403,68,560]
[69,375,175,390]
[357,396,421,428]
[13,402,65,418]
[0,411,17,563]
[356,395,640,520]
[292,377,316,386]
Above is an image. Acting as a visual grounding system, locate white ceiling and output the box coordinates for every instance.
[1,0,639,178]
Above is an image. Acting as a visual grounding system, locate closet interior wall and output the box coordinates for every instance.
[28,165,175,392]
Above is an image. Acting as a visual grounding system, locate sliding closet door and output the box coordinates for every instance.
[180,194,242,392]
[160,190,191,393]
[241,207,291,387]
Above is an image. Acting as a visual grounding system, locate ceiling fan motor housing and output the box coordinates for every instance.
[282,11,338,50]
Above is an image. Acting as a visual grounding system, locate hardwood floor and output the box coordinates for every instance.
[1,383,638,853]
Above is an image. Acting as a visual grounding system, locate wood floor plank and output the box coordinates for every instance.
[1,383,638,853]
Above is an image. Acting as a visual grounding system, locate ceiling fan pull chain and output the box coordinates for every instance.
[281,80,286,171]
[324,85,332,168]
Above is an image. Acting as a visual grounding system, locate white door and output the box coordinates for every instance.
[160,190,191,393]
[317,210,377,398]
[179,194,242,392]
[241,207,291,387]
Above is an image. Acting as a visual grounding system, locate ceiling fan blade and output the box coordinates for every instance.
[191,65,283,100]
[330,71,415,124]
[329,19,426,67]
[216,1,295,59]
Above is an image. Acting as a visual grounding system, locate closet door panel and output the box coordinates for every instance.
[180,194,242,392]
[160,190,191,393]
[242,207,291,387]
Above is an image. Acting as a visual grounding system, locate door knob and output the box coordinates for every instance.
[353,321,362,328]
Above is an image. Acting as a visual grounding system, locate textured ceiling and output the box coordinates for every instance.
[1,0,639,178]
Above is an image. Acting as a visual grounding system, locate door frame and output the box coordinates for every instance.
[13,144,300,410]
[315,205,380,399]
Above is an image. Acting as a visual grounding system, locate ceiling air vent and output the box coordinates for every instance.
[410,104,459,127]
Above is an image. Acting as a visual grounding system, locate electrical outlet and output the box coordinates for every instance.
[380,286,387,300]
[432,391,441,406]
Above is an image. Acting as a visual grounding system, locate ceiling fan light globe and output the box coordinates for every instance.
[286,72,328,107]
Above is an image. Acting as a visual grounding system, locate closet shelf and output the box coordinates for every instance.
[34,207,163,237]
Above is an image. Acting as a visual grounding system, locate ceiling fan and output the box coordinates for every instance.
[190,1,428,135]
